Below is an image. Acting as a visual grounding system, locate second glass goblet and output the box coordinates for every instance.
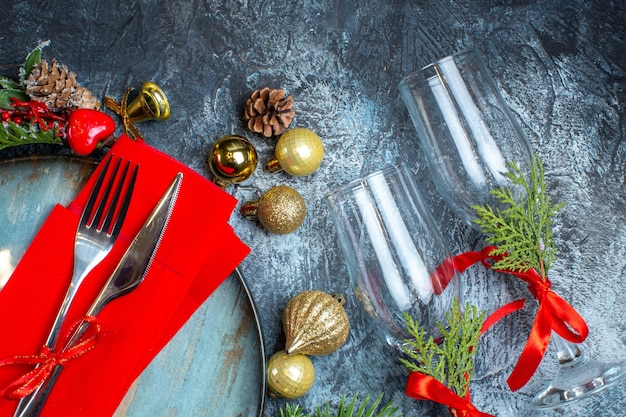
[325,164,461,348]
[398,48,532,229]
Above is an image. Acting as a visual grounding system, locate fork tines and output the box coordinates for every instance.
[82,154,139,238]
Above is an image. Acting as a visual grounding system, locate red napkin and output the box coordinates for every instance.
[0,135,250,416]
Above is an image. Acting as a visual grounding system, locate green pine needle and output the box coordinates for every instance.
[280,403,309,417]
[276,393,402,417]
[472,156,564,279]
[0,120,64,150]
[399,299,485,398]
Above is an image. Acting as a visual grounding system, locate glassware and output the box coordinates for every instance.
[532,336,626,409]
[398,48,532,229]
[399,48,626,408]
[325,164,461,348]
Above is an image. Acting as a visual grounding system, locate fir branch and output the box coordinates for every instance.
[472,156,564,279]
[280,403,310,417]
[399,299,485,398]
[276,393,401,417]
[0,120,64,150]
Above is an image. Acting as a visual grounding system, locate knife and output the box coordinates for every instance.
[15,172,183,417]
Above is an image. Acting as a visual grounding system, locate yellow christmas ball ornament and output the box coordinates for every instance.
[267,350,315,399]
[240,185,306,234]
[208,135,258,188]
[283,290,350,356]
[264,127,324,176]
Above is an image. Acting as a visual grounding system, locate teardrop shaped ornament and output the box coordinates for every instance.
[283,290,350,356]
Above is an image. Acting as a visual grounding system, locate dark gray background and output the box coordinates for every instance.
[1,1,625,416]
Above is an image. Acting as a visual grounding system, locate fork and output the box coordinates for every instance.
[13,153,138,416]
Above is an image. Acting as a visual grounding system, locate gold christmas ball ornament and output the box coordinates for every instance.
[240,185,306,234]
[264,127,324,176]
[283,290,350,356]
[267,350,315,399]
[208,135,258,188]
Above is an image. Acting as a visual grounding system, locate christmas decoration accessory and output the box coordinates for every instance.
[0,76,28,110]
[244,87,295,137]
[282,290,350,356]
[0,99,66,150]
[267,350,315,399]
[277,393,401,417]
[450,247,587,391]
[0,43,114,154]
[473,156,589,390]
[208,135,258,188]
[1,42,49,111]
[104,81,170,141]
[401,299,494,417]
[66,109,116,155]
[240,185,306,234]
[264,127,324,176]
[24,59,100,112]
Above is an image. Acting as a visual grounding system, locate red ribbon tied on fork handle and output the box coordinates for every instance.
[452,246,589,391]
[0,316,101,400]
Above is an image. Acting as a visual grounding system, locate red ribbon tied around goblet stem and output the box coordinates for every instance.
[403,290,524,415]
[405,372,495,417]
[0,316,101,400]
[451,246,589,391]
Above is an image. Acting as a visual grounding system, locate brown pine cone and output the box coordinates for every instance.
[24,59,100,111]
[244,87,295,137]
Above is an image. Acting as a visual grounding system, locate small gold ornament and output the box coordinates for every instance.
[240,185,306,234]
[267,350,315,399]
[208,135,258,188]
[264,127,324,176]
[283,290,350,356]
[103,81,170,140]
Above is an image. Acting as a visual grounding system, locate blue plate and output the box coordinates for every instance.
[0,155,266,417]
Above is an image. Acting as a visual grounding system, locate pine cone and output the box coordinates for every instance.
[24,59,100,111]
[244,87,294,137]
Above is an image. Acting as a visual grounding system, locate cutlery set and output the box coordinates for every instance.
[13,153,182,417]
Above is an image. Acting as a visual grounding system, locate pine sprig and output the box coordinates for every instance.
[472,156,564,279]
[0,120,63,150]
[276,393,402,417]
[399,300,485,398]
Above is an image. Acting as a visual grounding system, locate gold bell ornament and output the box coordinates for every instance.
[104,81,170,140]
[240,185,306,234]
[283,290,350,356]
[126,81,171,122]
[208,135,258,188]
[267,350,315,399]
[264,127,324,176]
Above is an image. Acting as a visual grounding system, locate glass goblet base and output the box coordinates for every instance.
[531,353,626,409]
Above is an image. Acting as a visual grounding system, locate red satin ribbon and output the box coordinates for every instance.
[405,372,495,417]
[405,262,524,416]
[0,316,101,400]
[452,246,589,391]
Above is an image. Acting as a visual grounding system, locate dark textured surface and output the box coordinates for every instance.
[1,1,626,416]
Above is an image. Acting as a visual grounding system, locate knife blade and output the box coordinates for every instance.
[15,172,183,417]
[82,171,183,318]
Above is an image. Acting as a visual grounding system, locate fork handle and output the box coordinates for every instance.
[13,279,88,416]
[12,367,60,417]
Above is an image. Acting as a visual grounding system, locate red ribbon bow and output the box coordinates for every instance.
[452,246,589,391]
[405,372,495,417]
[0,316,101,400]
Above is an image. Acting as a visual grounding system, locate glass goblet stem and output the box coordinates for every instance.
[532,333,626,409]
